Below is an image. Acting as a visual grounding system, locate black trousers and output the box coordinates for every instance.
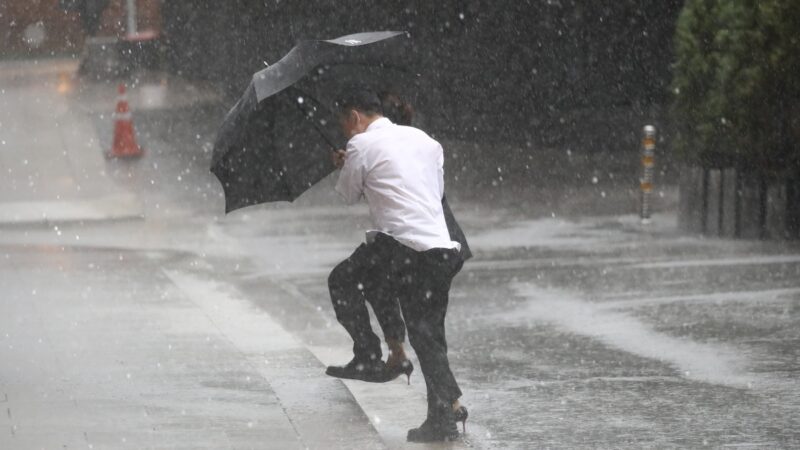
[328,233,463,409]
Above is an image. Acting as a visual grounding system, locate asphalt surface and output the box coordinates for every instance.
[1,58,798,449]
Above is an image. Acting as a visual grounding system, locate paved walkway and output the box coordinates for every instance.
[0,59,393,450]
[0,59,142,225]
[0,243,388,449]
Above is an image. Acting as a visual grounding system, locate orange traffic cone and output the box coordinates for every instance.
[107,84,144,159]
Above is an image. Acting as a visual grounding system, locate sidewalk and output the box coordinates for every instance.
[0,59,393,449]
[0,242,386,449]
[0,58,142,225]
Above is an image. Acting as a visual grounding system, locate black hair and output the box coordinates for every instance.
[335,86,383,116]
[379,91,414,126]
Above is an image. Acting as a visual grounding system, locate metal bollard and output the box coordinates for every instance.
[126,0,138,37]
[640,125,656,224]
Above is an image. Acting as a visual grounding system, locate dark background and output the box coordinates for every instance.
[161,0,684,155]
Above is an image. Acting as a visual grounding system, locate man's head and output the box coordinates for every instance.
[335,87,383,140]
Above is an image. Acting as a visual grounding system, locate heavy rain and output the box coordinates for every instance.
[0,1,798,449]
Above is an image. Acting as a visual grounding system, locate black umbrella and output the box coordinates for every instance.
[211,31,415,213]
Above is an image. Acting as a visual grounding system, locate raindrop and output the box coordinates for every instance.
[297,97,304,104]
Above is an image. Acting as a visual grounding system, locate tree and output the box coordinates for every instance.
[670,0,800,177]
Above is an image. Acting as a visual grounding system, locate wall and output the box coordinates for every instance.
[678,167,800,240]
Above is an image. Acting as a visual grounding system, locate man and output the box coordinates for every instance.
[326,87,463,442]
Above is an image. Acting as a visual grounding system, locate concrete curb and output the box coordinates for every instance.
[0,193,143,226]
[163,269,388,449]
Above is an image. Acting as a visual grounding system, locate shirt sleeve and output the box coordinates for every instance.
[334,141,366,205]
[436,143,445,199]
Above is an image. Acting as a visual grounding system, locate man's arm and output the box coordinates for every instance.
[334,143,366,205]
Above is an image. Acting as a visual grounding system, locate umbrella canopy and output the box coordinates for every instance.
[211,31,415,213]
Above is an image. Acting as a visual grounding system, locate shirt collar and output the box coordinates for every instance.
[366,117,393,132]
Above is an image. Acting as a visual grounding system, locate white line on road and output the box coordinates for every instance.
[511,283,758,389]
[630,254,800,269]
[599,287,800,309]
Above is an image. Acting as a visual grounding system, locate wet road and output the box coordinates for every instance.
[221,206,800,448]
[2,62,799,448]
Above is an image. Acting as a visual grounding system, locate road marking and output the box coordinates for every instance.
[511,283,758,388]
[630,255,800,269]
[600,287,800,309]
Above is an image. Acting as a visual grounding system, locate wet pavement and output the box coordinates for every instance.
[221,207,800,449]
[1,58,799,449]
[0,59,142,224]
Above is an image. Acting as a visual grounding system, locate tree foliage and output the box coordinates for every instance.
[671,0,800,175]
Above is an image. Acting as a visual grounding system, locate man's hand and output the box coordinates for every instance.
[332,149,347,169]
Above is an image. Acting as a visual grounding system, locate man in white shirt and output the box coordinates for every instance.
[325,88,463,442]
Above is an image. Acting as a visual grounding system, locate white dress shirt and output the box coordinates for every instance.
[335,117,460,252]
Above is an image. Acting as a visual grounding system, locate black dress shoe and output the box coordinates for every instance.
[407,409,459,442]
[325,358,388,383]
